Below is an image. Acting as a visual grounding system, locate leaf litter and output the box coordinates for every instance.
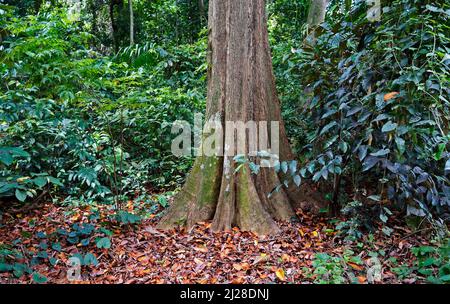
[0,203,435,284]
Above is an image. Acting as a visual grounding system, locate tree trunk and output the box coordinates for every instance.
[109,0,118,51]
[198,0,206,22]
[304,1,329,47]
[307,0,328,26]
[109,0,123,52]
[129,0,134,45]
[158,0,320,235]
[34,0,43,14]
[91,1,98,38]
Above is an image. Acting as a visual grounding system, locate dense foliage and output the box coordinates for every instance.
[279,0,450,224]
[0,7,205,206]
[0,0,449,285]
[1,0,449,226]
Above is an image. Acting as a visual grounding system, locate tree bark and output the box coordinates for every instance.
[304,1,329,47]
[109,0,124,52]
[129,0,134,45]
[307,0,329,26]
[157,0,320,235]
[91,0,98,38]
[109,0,118,51]
[34,0,43,14]
[198,0,206,22]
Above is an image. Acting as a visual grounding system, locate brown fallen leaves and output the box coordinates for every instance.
[384,92,399,101]
[0,203,431,284]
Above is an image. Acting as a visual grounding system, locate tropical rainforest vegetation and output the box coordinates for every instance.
[0,0,449,284]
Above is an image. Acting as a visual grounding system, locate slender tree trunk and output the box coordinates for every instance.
[110,0,124,51]
[304,0,329,47]
[307,0,329,26]
[109,0,118,51]
[157,0,321,235]
[198,0,205,22]
[129,0,134,45]
[91,1,98,37]
[34,0,43,14]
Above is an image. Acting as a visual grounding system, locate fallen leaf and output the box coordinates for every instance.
[275,268,286,281]
[253,253,269,265]
[231,277,245,284]
[144,226,167,238]
[348,262,364,271]
[384,92,399,101]
[281,254,291,262]
[194,246,208,253]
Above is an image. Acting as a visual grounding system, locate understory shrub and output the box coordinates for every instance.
[280,0,450,220]
[0,9,205,205]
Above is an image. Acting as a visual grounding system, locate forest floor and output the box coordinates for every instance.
[0,202,436,284]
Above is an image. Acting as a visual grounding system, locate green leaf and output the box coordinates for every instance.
[0,182,18,194]
[293,175,301,187]
[320,121,337,136]
[382,226,393,236]
[117,211,141,224]
[0,147,30,165]
[324,135,338,149]
[359,145,368,161]
[338,141,349,153]
[158,196,168,208]
[33,177,48,188]
[445,159,450,171]
[312,170,322,182]
[48,177,63,187]
[0,151,13,166]
[234,163,244,174]
[249,162,260,175]
[84,253,98,266]
[13,263,28,278]
[434,143,446,160]
[15,189,27,202]
[32,272,48,284]
[233,154,246,163]
[52,242,62,252]
[368,195,381,202]
[96,237,111,249]
[99,228,113,237]
[370,149,390,157]
[426,4,443,13]
[289,160,298,175]
[9,148,30,158]
[274,160,281,173]
[49,257,58,266]
[440,274,450,282]
[0,263,13,272]
[382,121,397,133]
[395,137,406,154]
